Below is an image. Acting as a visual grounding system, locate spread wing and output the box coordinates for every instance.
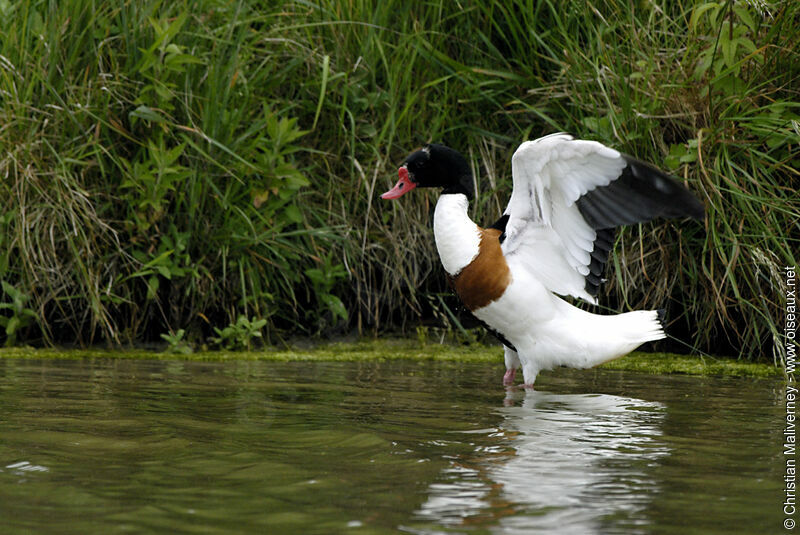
[501,133,704,303]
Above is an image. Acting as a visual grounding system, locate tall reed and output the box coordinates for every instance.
[0,1,797,362]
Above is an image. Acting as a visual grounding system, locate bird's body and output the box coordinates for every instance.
[382,134,704,387]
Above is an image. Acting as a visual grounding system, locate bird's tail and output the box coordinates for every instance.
[567,308,666,369]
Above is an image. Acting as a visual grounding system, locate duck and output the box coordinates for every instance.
[381,133,704,387]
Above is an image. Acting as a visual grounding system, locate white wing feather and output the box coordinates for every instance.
[501,134,626,303]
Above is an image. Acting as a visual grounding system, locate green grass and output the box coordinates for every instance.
[0,339,780,378]
[0,1,797,366]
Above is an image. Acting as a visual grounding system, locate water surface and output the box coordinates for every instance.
[0,358,784,534]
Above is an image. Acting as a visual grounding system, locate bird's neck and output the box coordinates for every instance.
[433,193,481,276]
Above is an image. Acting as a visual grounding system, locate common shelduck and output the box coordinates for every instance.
[381,134,704,387]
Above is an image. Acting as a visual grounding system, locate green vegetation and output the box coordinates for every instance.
[0,340,780,378]
[0,1,797,366]
[210,315,268,350]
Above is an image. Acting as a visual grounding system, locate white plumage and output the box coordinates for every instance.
[433,194,481,276]
[382,134,704,387]
[503,134,627,304]
[480,134,669,384]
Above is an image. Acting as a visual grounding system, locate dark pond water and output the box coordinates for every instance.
[0,358,785,534]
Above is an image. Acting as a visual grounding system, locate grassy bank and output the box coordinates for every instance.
[0,340,780,378]
[0,1,797,363]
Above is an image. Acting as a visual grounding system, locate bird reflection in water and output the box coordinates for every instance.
[414,388,669,533]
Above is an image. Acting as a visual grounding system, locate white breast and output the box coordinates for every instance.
[433,194,481,276]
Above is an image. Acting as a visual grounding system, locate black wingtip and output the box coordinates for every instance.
[656,308,666,329]
[584,228,615,297]
[576,155,706,230]
[623,155,706,222]
[687,197,706,221]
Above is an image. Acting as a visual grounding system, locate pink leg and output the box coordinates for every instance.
[503,368,517,386]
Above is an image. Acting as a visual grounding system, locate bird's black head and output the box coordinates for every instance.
[381,144,474,200]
